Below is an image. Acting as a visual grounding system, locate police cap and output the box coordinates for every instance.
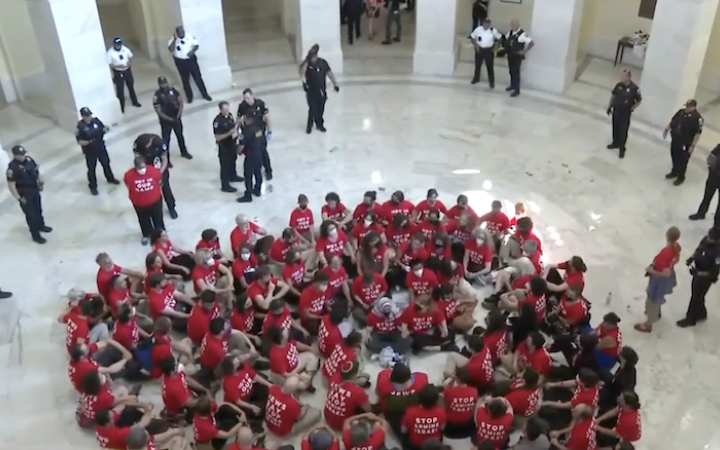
[79,107,93,117]
[157,76,168,85]
[686,99,698,107]
[11,145,27,156]
[113,37,122,45]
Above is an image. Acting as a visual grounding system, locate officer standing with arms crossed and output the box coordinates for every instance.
[299,45,339,134]
[606,70,642,159]
[133,133,178,219]
[237,88,273,180]
[213,101,243,193]
[6,145,52,244]
[106,37,141,113]
[76,107,120,196]
[502,19,533,97]
[236,116,264,204]
[677,227,720,328]
[470,19,502,88]
[690,144,720,225]
[663,99,704,186]
[153,76,192,161]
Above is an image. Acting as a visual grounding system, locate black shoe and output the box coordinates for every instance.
[317,126,327,132]
[673,177,685,186]
[253,189,262,197]
[141,237,149,246]
[619,148,626,159]
[471,79,480,85]
[168,161,174,169]
[133,103,142,108]
[90,187,99,196]
[505,86,513,92]
[665,172,678,179]
[306,385,317,394]
[393,37,400,42]
[169,209,178,220]
[510,91,520,97]
[236,193,253,203]
[676,318,697,328]
[229,176,245,183]
[266,172,273,181]
[39,226,53,233]
[107,179,120,185]
[32,234,47,244]
[221,185,238,193]
[381,40,392,45]
[203,95,213,101]
[252,360,270,371]
[489,84,495,89]
[187,98,194,104]
[0,290,12,299]
[689,213,705,221]
[361,380,372,389]
[180,151,193,160]
[306,126,312,134]
[607,143,619,149]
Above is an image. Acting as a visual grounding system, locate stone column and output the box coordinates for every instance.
[524,0,585,94]
[638,0,719,127]
[0,138,9,172]
[26,0,120,130]
[282,0,298,40]
[296,0,343,74]
[413,0,458,76]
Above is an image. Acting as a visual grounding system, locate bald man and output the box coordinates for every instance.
[125,425,188,450]
[502,19,534,97]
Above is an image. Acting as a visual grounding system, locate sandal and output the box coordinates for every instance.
[633,323,652,333]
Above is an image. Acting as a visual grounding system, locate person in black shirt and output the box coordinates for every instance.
[663,99,704,186]
[690,144,720,225]
[133,133,178,219]
[501,20,534,97]
[75,107,119,196]
[213,101,243,193]
[606,70,642,159]
[237,88,273,180]
[236,116,265,204]
[299,45,339,134]
[153,76,191,161]
[471,0,489,32]
[382,0,402,45]
[345,0,364,44]
[6,145,52,244]
[677,227,720,327]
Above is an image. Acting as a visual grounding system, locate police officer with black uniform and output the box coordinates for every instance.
[236,116,264,204]
[664,99,704,186]
[237,88,273,180]
[299,44,339,134]
[677,227,720,328]
[213,101,243,193]
[133,133,178,219]
[690,144,720,226]
[606,70,642,159]
[501,19,533,97]
[6,145,52,244]
[75,107,120,195]
[153,76,191,162]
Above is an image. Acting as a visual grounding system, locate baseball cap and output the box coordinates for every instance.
[11,145,27,155]
[79,107,92,117]
[307,429,334,450]
[686,99,698,107]
[113,37,122,44]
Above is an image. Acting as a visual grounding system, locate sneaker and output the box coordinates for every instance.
[39,226,53,233]
[689,213,705,221]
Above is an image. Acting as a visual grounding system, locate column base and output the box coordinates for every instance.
[634,96,675,128]
[413,50,456,76]
[523,60,578,95]
[201,64,233,94]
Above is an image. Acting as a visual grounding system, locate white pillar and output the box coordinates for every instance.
[26,0,121,130]
[413,0,458,76]
[525,0,585,94]
[282,0,298,39]
[638,0,719,127]
[0,139,9,171]
[296,0,343,74]
[174,0,233,94]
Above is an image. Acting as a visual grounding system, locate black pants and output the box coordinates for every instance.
[161,169,176,211]
[405,0,415,10]
[611,109,632,150]
[507,55,523,93]
[685,275,714,322]
[347,10,362,43]
[134,200,165,237]
[174,55,209,102]
[218,144,238,187]
[670,139,691,179]
[260,137,273,177]
[113,68,138,112]
[83,145,115,189]
[243,151,263,195]
[471,4,488,30]
[697,176,720,222]
[160,119,188,157]
[18,188,45,236]
[473,48,495,86]
[306,89,327,130]
[443,419,475,439]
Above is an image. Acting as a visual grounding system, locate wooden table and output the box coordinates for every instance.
[615,37,634,66]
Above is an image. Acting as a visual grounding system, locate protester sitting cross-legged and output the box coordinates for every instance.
[267,324,319,393]
[95,405,184,450]
[440,366,478,439]
[342,412,388,450]
[265,376,322,438]
[220,354,273,430]
[442,334,493,394]
[401,385,447,450]
[192,396,247,450]
[324,360,372,431]
[322,332,370,387]
[158,356,210,425]
[364,297,412,355]
[374,363,429,436]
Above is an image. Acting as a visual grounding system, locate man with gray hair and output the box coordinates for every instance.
[126,424,189,450]
[304,425,339,450]
[342,412,388,450]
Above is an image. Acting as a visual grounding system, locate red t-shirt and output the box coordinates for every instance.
[343,427,385,450]
[232,254,258,280]
[322,344,355,382]
[113,316,139,350]
[367,311,404,333]
[436,263,464,288]
[247,276,277,309]
[315,231,349,258]
[385,222,417,247]
[467,347,494,386]
[265,385,302,436]
[187,303,221,345]
[565,417,597,450]
[399,242,429,266]
[505,382,541,417]
[351,273,388,307]
[196,238,222,258]
[322,202,348,221]
[484,329,509,362]
[596,323,622,358]
[79,386,116,421]
[262,306,293,333]
[517,342,552,377]
[289,207,315,232]
[479,211,510,234]
[282,260,305,287]
[161,372,190,414]
[446,205,478,220]
[414,199,448,221]
[516,230,543,254]
[106,287,130,318]
[520,293,546,324]
[437,298,459,321]
[375,370,429,413]
[193,405,220,444]
[352,202,387,222]
[444,385,478,424]
[559,297,589,328]
[269,341,300,375]
[382,200,415,218]
[223,366,257,403]
[97,264,122,300]
[66,313,90,353]
[446,220,473,243]
[321,265,348,298]
[475,405,513,447]
[96,422,131,450]
[557,261,585,293]
[150,335,173,378]
[68,344,99,392]
[192,263,219,294]
[148,284,177,318]
[512,274,533,290]
[464,240,493,270]
[124,166,162,207]
[318,315,342,358]
[405,268,438,297]
[324,380,370,430]
[570,378,599,409]
[299,284,328,320]
[403,306,444,333]
[653,243,681,271]
[427,244,452,262]
[230,307,255,333]
[199,333,228,369]
[615,408,642,442]
[351,221,384,241]
[417,221,446,242]
[229,222,261,257]
[401,405,446,447]
[270,238,296,263]
[153,239,177,259]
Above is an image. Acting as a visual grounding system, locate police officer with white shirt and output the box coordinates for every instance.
[76,107,120,196]
[470,18,502,88]
[106,37,141,113]
[502,19,534,97]
[168,26,212,104]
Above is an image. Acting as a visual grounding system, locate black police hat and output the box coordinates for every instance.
[79,107,92,117]
[113,37,122,45]
[11,145,27,155]
[157,76,168,84]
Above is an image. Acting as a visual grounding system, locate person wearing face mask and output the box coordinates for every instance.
[191,249,235,310]
[386,213,417,248]
[352,213,385,248]
[153,76,191,161]
[417,210,447,243]
[232,243,259,293]
[299,272,330,334]
[365,297,412,355]
[464,228,494,285]
[123,156,165,245]
[6,145,51,244]
[316,220,354,268]
[133,133,178,219]
[290,194,317,244]
[230,214,269,259]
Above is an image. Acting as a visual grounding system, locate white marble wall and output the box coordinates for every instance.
[281,0,298,39]
[295,0,343,74]
[525,0,585,94]
[413,0,458,76]
[26,0,121,130]
[638,0,719,127]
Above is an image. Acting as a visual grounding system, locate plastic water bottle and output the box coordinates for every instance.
[605,292,612,305]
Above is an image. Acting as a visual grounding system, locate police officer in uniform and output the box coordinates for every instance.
[168,26,212,104]
[6,145,52,244]
[153,76,192,161]
[690,144,720,226]
[502,19,533,97]
[677,227,720,327]
[133,133,178,219]
[106,37,141,113]
[237,88,273,180]
[75,107,120,195]
[470,19,502,88]
[213,101,243,193]
[299,44,339,134]
[236,116,264,204]
[664,99,704,186]
[606,70,642,159]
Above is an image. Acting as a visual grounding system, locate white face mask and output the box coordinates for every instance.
[329,229,338,239]
[240,252,251,261]
[206,259,215,266]
[364,219,373,227]
[137,167,147,175]
[317,284,328,291]
[476,238,485,245]
[414,269,423,277]
[177,363,185,373]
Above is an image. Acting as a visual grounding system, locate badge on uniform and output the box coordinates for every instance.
[153,96,158,103]
[213,121,219,128]
[626,88,630,92]
[119,55,124,60]
[255,130,262,137]
[6,169,12,178]
[699,118,704,126]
